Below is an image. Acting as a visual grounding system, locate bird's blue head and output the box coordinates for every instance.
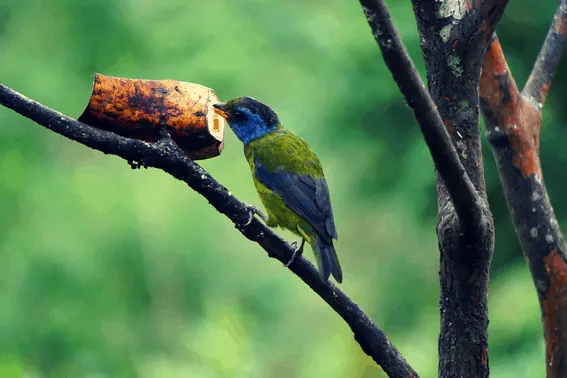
[213,96,280,145]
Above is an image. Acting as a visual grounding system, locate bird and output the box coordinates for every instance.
[213,96,342,283]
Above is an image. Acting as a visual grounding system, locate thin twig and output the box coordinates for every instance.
[523,0,567,106]
[0,83,418,378]
[358,0,484,235]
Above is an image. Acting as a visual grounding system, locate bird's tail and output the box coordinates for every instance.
[312,235,343,283]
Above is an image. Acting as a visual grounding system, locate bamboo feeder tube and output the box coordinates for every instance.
[78,73,225,160]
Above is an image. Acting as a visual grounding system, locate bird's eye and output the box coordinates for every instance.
[233,109,246,119]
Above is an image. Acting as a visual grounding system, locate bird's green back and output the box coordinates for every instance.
[244,127,324,177]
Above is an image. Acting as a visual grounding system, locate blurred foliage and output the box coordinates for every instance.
[0,0,565,377]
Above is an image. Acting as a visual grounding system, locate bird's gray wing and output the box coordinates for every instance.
[253,154,337,242]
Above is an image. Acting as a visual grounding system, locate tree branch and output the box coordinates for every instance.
[480,33,567,378]
[0,83,418,378]
[358,0,484,235]
[408,2,508,376]
[523,0,567,106]
[360,1,507,377]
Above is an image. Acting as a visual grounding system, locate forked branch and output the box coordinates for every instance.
[480,9,567,375]
[358,0,484,234]
[360,0,507,377]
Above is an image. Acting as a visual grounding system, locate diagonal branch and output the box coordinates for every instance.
[523,0,567,106]
[480,33,567,378]
[358,0,484,235]
[0,83,419,378]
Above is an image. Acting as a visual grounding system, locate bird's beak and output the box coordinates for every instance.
[213,103,229,120]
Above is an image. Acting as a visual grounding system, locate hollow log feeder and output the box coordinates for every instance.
[78,74,225,160]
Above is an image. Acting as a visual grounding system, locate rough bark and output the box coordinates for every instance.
[480,5,567,372]
[409,1,508,377]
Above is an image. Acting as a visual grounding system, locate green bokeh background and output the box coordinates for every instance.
[1,1,565,377]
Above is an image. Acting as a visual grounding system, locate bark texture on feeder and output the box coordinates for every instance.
[78,73,225,160]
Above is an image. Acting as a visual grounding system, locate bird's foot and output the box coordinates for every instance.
[241,203,268,227]
[285,238,305,267]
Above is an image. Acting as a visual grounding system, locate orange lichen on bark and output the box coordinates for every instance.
[543,250,567,377]
[480,37,542,178]
[503,101,541,178]
[78,73,225,160]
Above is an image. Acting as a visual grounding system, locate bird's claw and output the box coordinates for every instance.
[240,203,268,227]
[285,238,305,267]
[249,205,268,222]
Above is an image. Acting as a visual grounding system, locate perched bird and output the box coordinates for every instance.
[213,97,342,283]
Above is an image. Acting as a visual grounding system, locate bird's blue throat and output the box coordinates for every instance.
[229,111,277,145]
